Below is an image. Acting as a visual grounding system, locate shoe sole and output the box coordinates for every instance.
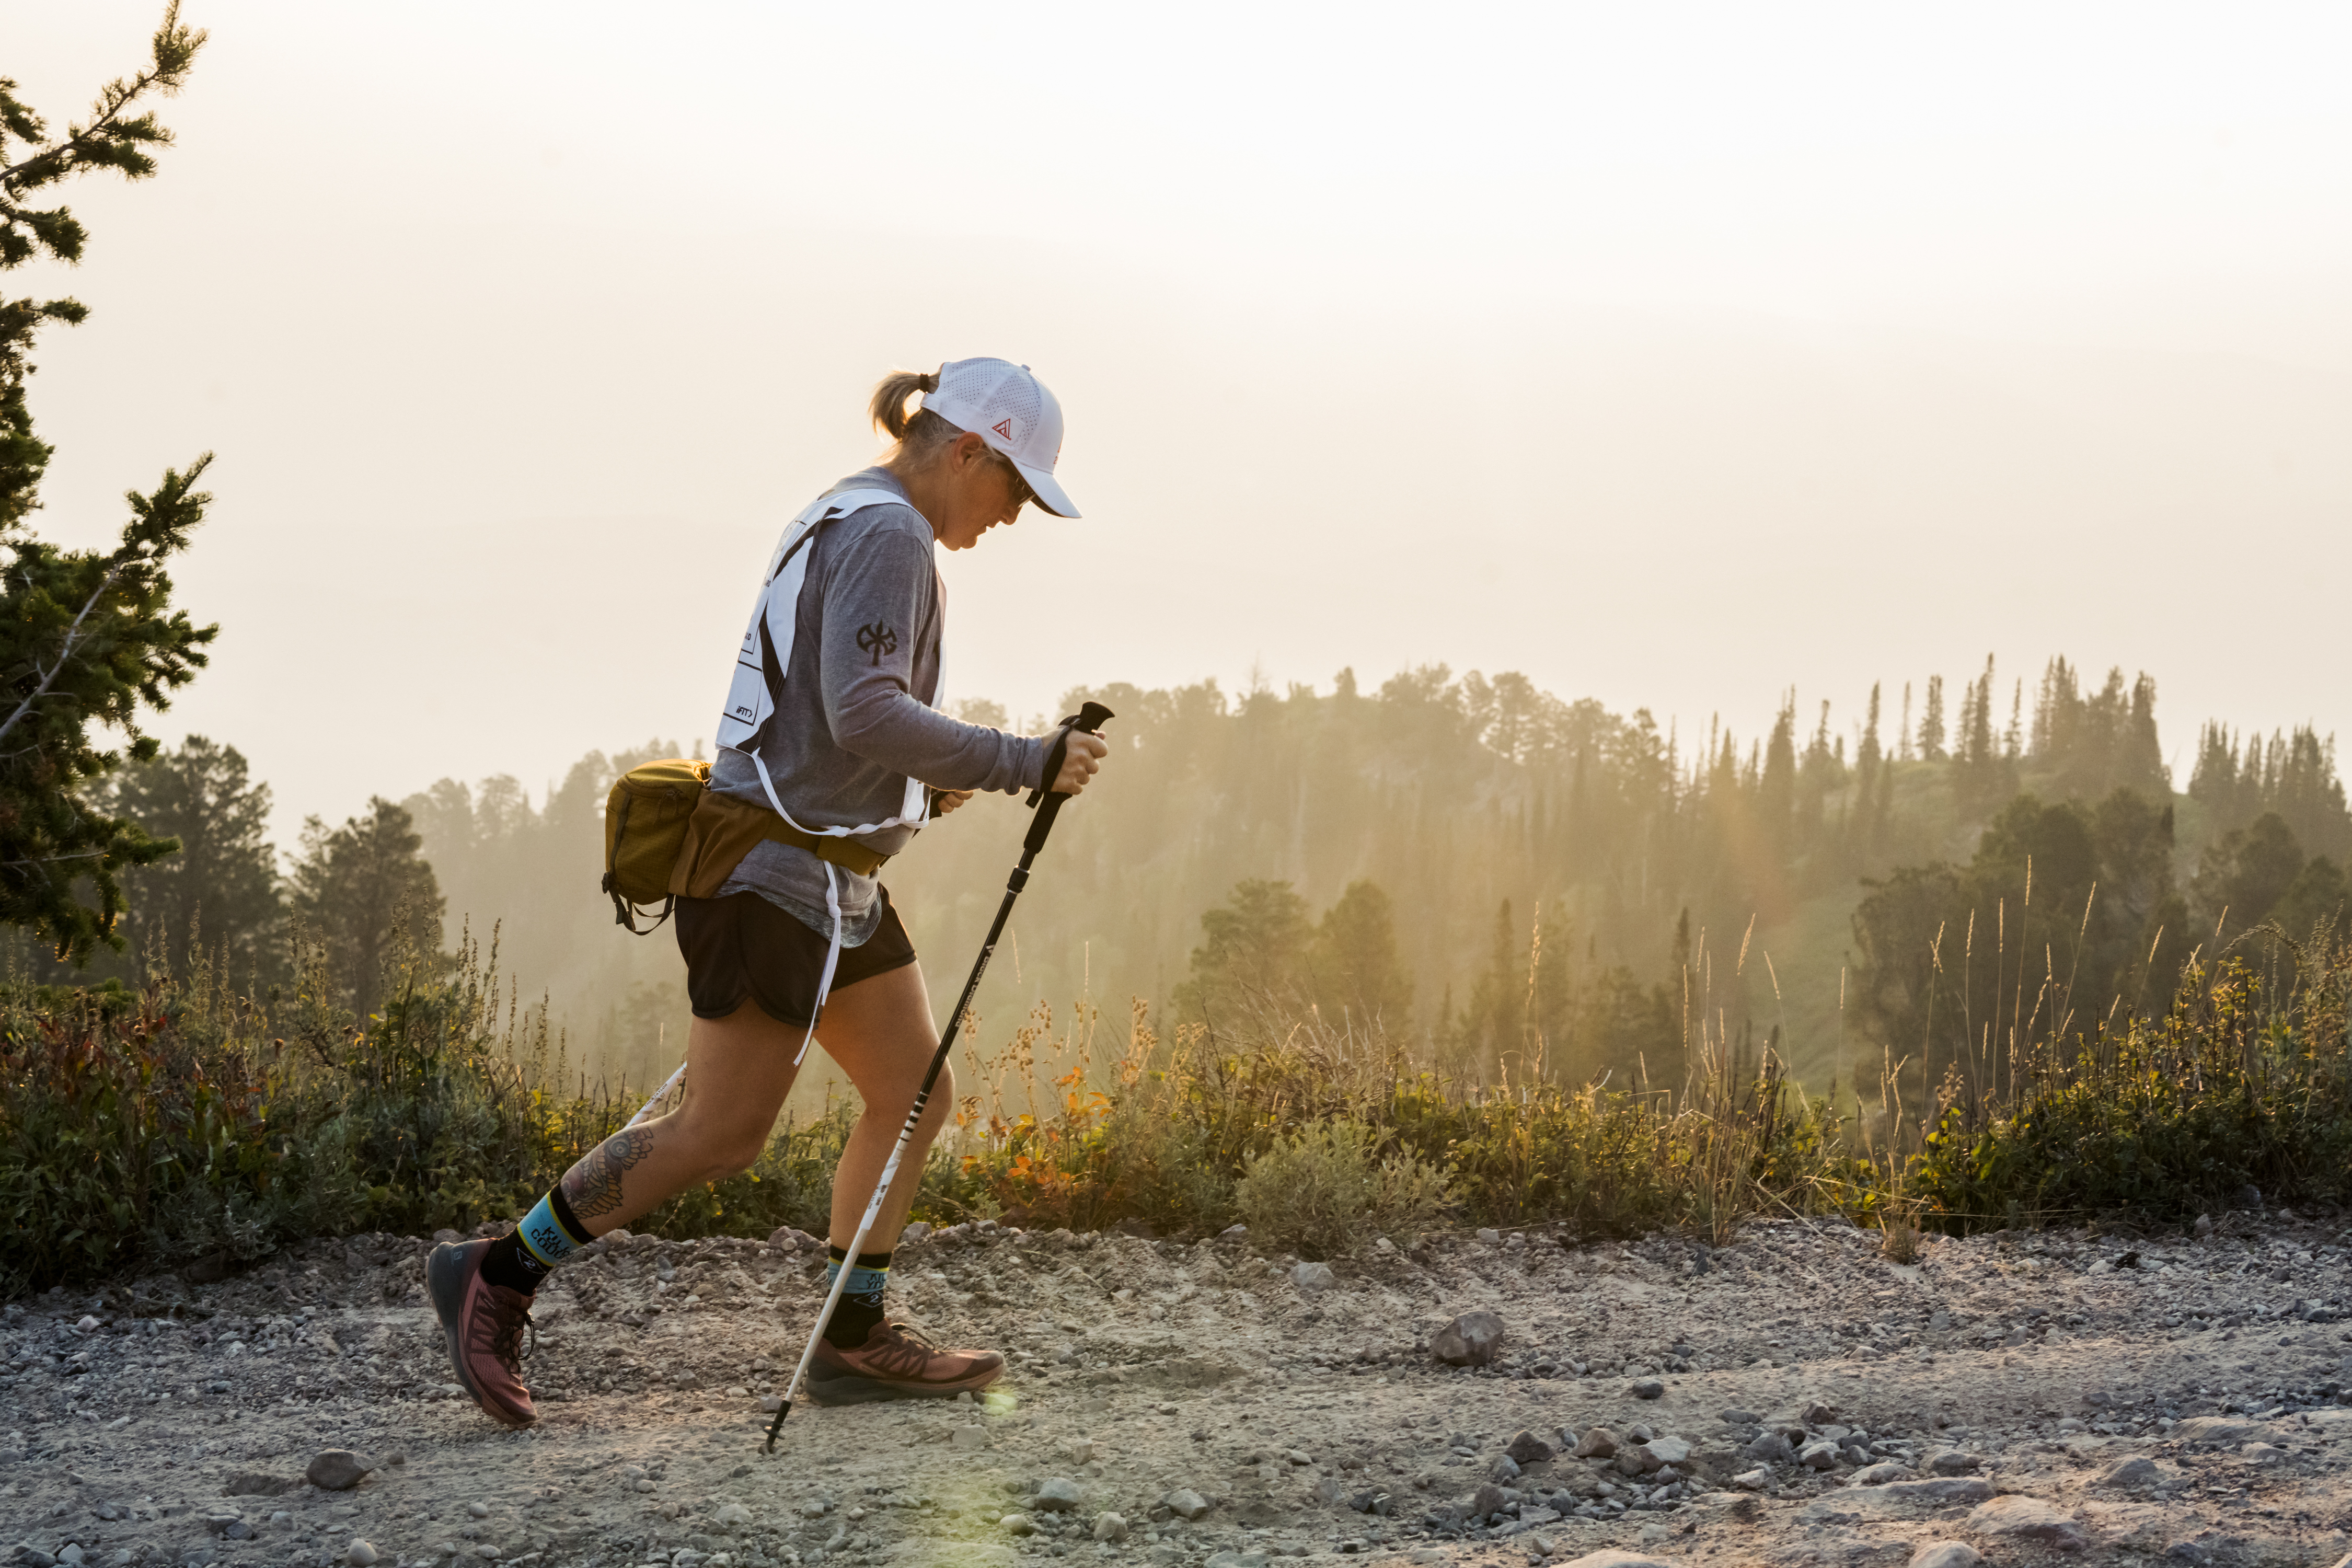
[803,1364,1004,1407]
[425,1242,535,1429]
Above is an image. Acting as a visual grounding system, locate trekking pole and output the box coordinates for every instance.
[765,701,1113,1451]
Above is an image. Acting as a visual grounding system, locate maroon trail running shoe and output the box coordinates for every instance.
[426,1238,537,1427]
[805,1322,1005,1405]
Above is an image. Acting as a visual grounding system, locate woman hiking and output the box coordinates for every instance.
[425,358,1106,1428]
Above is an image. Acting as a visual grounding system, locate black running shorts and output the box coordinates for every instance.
[674,887,918,1026]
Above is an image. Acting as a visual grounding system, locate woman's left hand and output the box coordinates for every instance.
[932,788,976,817]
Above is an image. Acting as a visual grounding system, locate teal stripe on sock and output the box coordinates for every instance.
[518,1194,582,1269]
[825,1258,889,1305]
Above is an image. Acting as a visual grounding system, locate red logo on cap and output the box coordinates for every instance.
[991,418,1013,441]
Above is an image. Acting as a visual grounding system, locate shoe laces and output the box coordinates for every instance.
[482,1294,536,1373]
[878,1321,942,1351]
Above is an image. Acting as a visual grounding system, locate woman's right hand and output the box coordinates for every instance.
[1051,730,1109,795]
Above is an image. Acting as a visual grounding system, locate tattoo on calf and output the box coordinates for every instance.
[562,1125,656,1219]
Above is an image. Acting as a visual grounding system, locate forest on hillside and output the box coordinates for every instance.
[15,653,2346,1111]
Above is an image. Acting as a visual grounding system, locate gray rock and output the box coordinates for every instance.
[1965,1495,2085,1550]
[1850,1461,1908,1485]
[1925,1450,1979,1476]
[305,1450,371,1492]
[2099,1456,2162,1489]
[1477,1228,1502,1244]
[17,1553,56,1568]
[1033,1478,1083,1513]
[345,1543,379,1568]
[1628,1377,1665,1400]
[1798,1440,1840,1470]
[1614,1446,1662,1477]
[1491,1454,1523,1481]
[1643,1436,1692,1466]
[1468,1482,1508,1519]
[897,1221,932,1245]
[1731,1468,1770,1490]
[1204,1553,1270,1568]
[1800,1401,1839,1424]
[1290,1262,1338,1294]
[1877,1477,1994,1504]
[998,1512,1035,1536]
[1432,1311,1506,1366]
[1720,1408,1761,1425]
[1574,1427,1619,1459]
[1218,1223,1249,1240]
[1091,1512,1128,1543]
[1161,1488,1210,1521]
[1741,1432,1795,1464]
[2173,1416,2261,1445]
[1505,1428,1556,1465]
[1906,1544,1983,1568]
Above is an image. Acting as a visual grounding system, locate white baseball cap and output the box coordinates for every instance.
[919,358,1080,518]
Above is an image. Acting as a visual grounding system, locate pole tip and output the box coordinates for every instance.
[763,1398,792,1451]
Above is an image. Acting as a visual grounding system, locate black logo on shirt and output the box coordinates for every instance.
[857,622,900,666]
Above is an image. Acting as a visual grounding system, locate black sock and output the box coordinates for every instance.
[822,1246,892,1348]
[479,1186,592,1296]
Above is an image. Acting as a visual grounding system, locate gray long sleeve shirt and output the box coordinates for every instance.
[710,468,1049,943]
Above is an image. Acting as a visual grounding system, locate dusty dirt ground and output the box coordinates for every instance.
[9,1209,2352,1568]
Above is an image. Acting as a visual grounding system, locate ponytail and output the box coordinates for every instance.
[869,368,968,467]
[869,370,940,440]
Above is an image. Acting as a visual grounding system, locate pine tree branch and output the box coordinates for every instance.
[0,563,120,748]
[0,6,208,269]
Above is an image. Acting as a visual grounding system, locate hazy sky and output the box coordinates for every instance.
[10,2,2350,841]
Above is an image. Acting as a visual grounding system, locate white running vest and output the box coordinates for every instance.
[713,486,946,1062]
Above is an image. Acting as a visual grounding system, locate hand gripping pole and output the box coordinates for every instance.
[766,702,1113,1450]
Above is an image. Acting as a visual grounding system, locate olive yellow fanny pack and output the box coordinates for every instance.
[601,759,889,934]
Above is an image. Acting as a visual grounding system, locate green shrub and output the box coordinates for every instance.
[1235,1119,1449,1258]
[1911,944,2352,1228]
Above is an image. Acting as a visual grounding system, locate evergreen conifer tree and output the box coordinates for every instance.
[91,735,281,983]
[289,798,444,1019]
[1,7,217,962]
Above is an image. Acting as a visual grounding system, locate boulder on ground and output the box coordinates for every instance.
[1965,1495,2085,1551]
[305,1450,371,1492]
[1505,1428,1555,1465]
[1907,1544,1983,1568]
[1432,1311,1506,1366]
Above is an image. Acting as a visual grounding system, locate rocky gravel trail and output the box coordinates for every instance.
[10,1210,2352,1568]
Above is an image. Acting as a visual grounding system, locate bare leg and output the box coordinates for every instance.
[808,958,952,1254]
[555,1000,805,1235]
[546,959,945,1247]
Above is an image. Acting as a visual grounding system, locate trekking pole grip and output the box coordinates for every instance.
[1024,702,1114,856]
